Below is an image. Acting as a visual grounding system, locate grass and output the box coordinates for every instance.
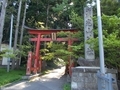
[0,67,25,86]
[63,83,71,90]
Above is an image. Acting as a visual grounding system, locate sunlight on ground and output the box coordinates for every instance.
[30,66,65,82]
[41,66,65,79]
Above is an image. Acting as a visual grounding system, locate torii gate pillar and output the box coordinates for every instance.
[33,33,41,74]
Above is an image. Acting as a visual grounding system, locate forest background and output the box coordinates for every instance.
[0,0,120,80]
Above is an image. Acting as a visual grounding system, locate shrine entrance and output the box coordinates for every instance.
[26,28,78,76]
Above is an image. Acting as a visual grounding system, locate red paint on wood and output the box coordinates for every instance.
[26,51,32,75]
[33,34,41,74]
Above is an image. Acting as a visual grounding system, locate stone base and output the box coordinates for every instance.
[71,66,118,90]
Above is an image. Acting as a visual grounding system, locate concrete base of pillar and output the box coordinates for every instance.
[71,66,118,90]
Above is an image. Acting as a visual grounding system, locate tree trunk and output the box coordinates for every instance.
[12,0,22,69]
[0,0,8,51]
[46,3,50,28]
[19,1,27,66]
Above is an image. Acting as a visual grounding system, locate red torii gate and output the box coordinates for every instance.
[26,28,79,75]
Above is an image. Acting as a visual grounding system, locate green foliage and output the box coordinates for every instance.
[63,83,71,90]
[0,49,17,59]
[57,31,70,37]
[71,43,84,58]
[52,0,73,28]
[41,39,71,62]
[40,41,55,61]
[103,32,120,70]
[18,44,32,57]
[35,21,45,29]
[26,16,36,28]
[0,45,31,60]
[51,42,69,61]
[19,35,33,58]
[54,49,72,61]
[46,41,53,48]
[41,48,54,61]
[26,0,59,28]
[72,0,86,16]
[51,42,66,51]
[70,11,84,29]
[101,0,120,16]
[52,0,69,12]
[102,14,120,33]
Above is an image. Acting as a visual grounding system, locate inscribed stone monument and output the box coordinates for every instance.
[84,7,95,60]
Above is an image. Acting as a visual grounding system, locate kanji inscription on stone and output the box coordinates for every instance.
[84,7,95,60]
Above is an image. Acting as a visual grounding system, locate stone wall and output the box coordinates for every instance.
[71,66,118,90]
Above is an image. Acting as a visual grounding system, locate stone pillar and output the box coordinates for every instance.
[84,7,95,60]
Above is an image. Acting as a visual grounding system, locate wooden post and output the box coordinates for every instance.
[68,38,73,76]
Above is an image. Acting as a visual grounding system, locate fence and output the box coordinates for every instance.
[97,71,115,90]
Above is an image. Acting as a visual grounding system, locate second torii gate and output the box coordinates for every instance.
[26,28,79,75]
